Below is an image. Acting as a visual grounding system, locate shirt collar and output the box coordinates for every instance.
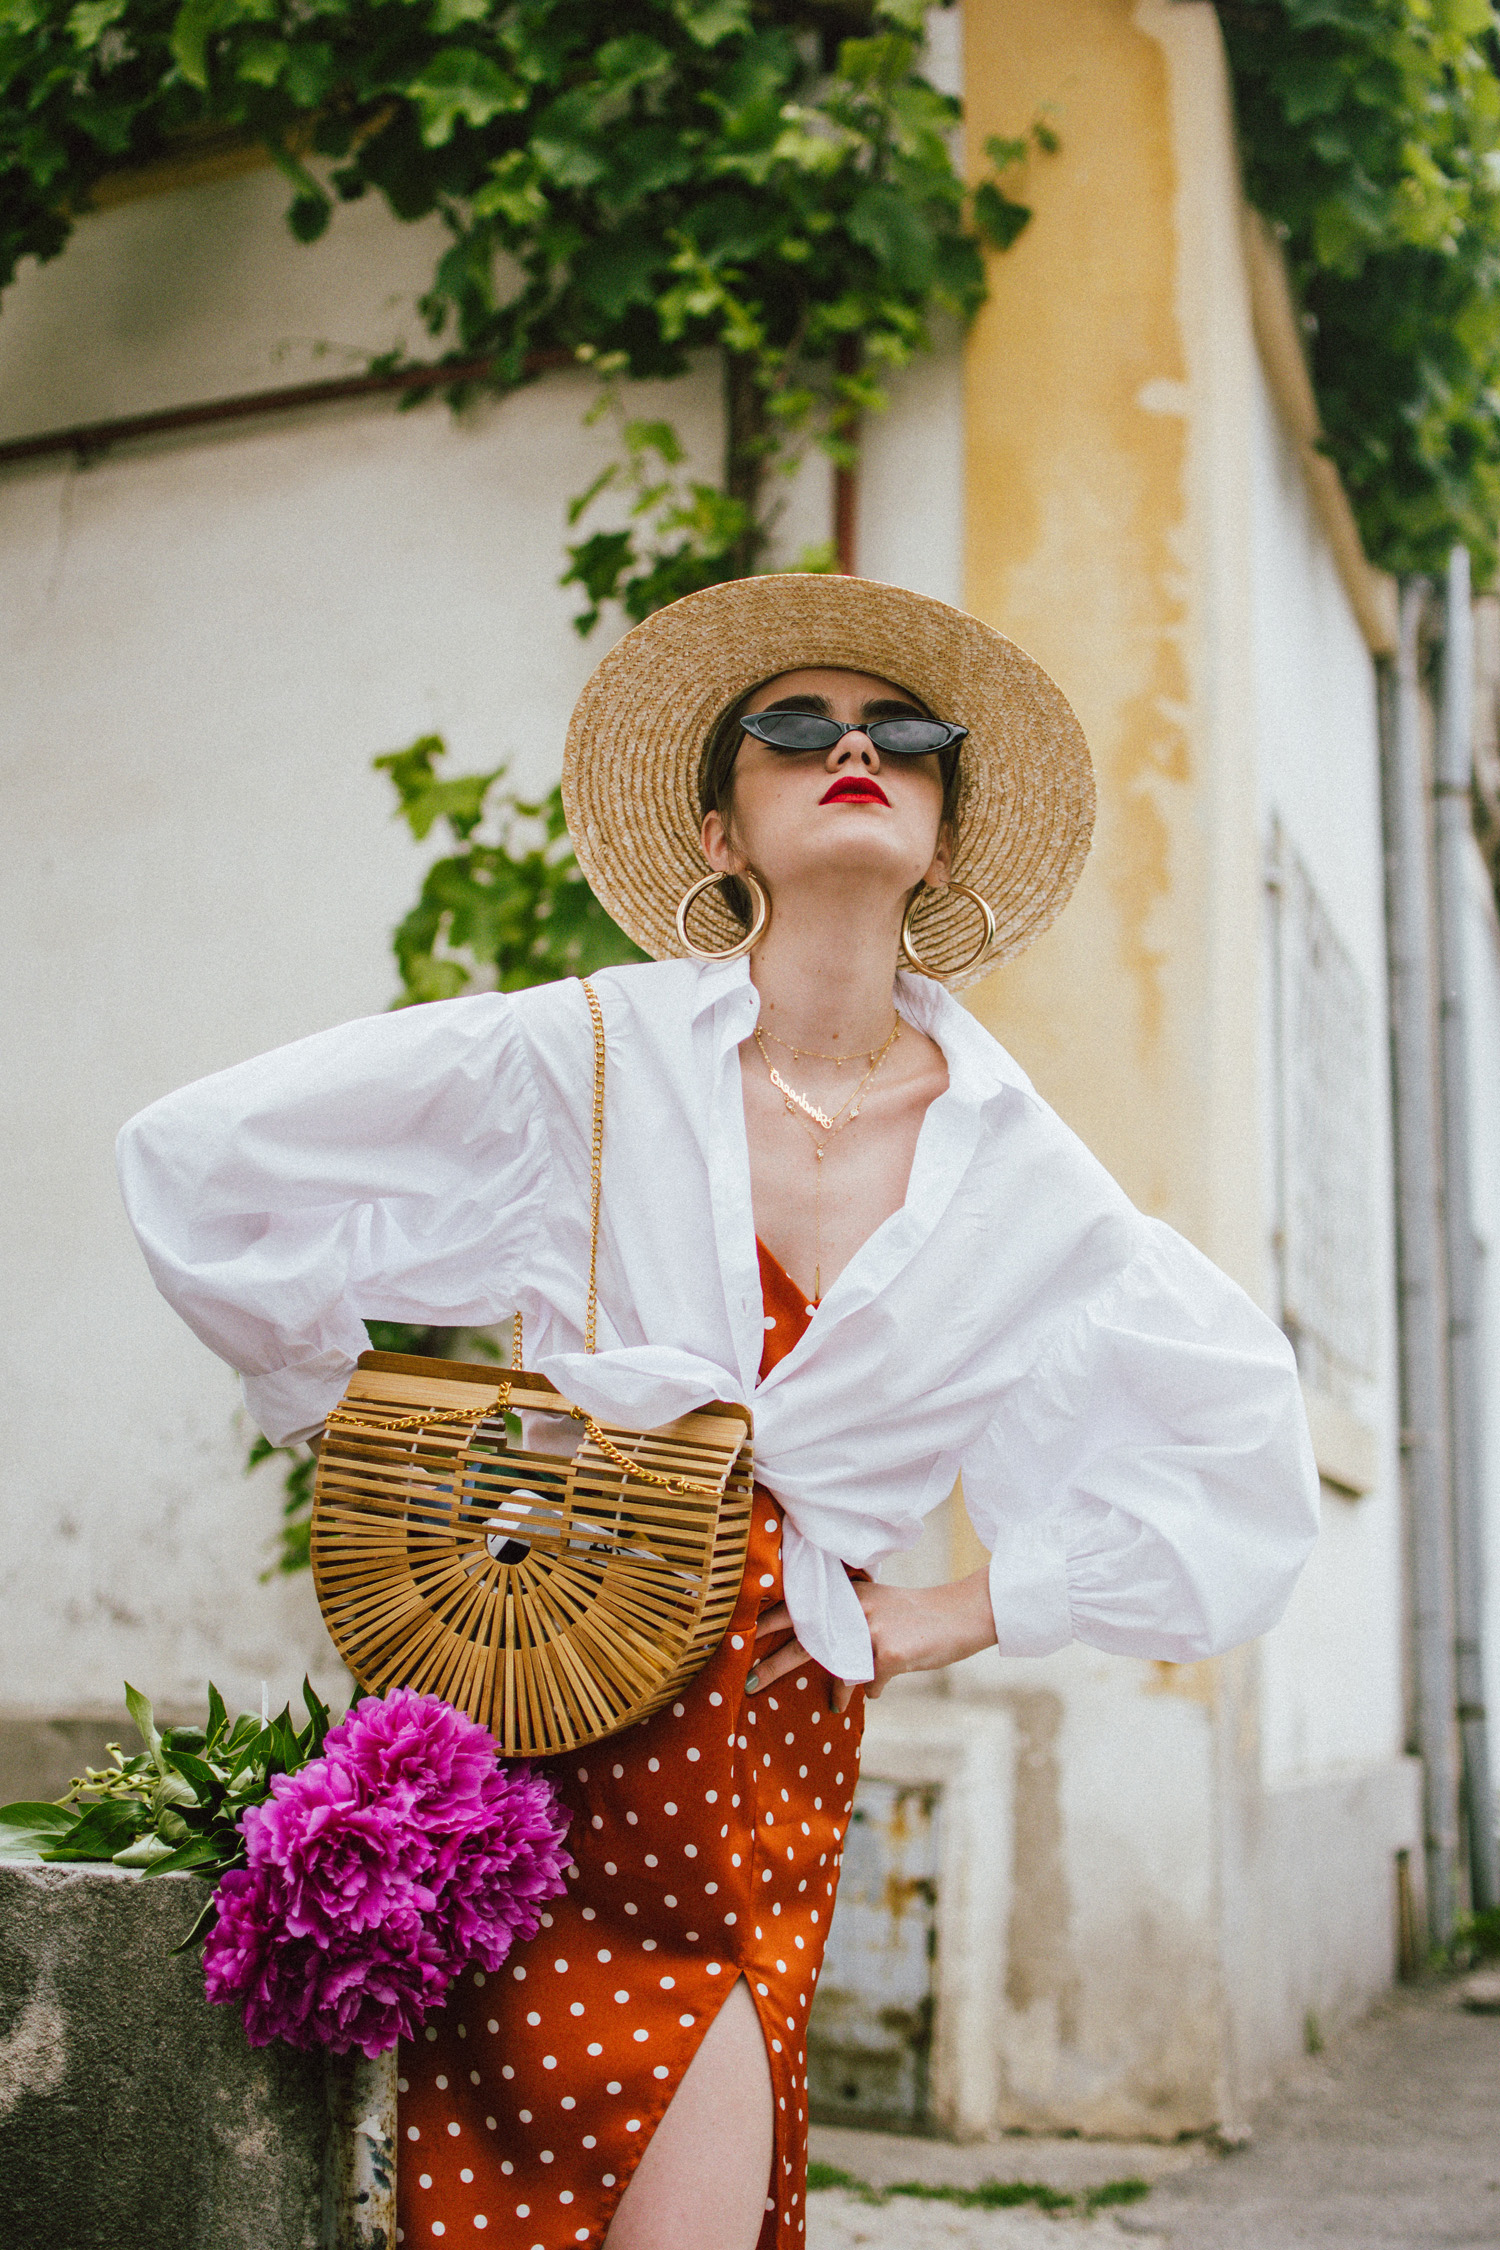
[683,955,1028,1100]
[688,953,757,1028]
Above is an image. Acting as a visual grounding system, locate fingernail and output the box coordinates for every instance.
[745,1672,760,1693]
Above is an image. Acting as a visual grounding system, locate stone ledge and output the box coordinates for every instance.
[808,2121,1209,2194]
[0,1860,327,2250]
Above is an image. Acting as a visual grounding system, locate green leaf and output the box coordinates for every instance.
[972,180,1032,252]
[874,0,929,31]
[140,1833,224,1877]
[984,133,1031,171]
[595,33,673,91]
[672,0,751,48]
[0,1802,79,1859]
[622,418,685,466]
[561,526,635,611]
[42,1798,149,1861]
[573,233,665,321]
[1278,56,1348,126]
[375,738,505,843]
[847,185,936,291]
[409,49,527,147]
[531,94,612,188]
[234,38,287,87]
[171,1887,222,1953]
[169,1890,222,1944]
[124,1681,163,1769]
[67,0,127,49]
[300,1676,332,1755]
[839,32,917,94]
[169,0,224,89]
[112,1832,179,1868]
[161,1748,220,1803]
[470,149,549,227]
[566,462,617,525]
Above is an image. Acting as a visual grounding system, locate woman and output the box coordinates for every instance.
[117,574,1318,2250]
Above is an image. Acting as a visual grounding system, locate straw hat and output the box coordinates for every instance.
[561,574,1094,989]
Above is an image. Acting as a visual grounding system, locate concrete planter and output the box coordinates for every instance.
[0,1861,394,2250]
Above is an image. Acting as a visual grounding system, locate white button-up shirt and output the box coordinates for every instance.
[116,957,1318,1682]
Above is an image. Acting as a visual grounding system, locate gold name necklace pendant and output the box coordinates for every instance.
[767,1066,836,1132]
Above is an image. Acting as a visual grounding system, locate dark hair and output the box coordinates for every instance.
[695,676,964,928]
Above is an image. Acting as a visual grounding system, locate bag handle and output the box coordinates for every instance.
[512,975,605,1369]
[509,980,724,1496]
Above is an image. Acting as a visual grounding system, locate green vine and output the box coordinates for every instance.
[9,6,1500,576]
[560,108,1054,633]
[377,734,646,999]
[1,0,1036,597]
[1221,0,1500,579]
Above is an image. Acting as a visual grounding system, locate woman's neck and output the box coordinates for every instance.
[748,887,905,1054]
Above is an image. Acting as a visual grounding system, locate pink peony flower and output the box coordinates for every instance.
[436,1764,576,1971]
[201,1691,570,2055]
[242,1754,437,1944]
[322,1688,504,1833]
[207,1866,451,2057]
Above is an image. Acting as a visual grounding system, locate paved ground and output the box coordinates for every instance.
[808,2199,1155,2248]
[807,1977,1500,2250]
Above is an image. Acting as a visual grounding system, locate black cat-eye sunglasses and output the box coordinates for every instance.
[739,712,968,757]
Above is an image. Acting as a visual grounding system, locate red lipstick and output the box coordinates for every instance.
[821,776,890,806]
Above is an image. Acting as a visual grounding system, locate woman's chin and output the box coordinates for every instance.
[754,839,932,900]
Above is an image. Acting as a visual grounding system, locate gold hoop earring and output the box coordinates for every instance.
[900,882,997,978]
[675,870,771,962]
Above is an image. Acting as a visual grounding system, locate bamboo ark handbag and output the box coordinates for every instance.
[309,979,755,1756]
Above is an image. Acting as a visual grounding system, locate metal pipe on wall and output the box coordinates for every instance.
[1383,577,1461,1946]
[1435,545,1498,1914]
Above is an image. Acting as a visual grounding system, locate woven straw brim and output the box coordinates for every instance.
[562,574,1094,990]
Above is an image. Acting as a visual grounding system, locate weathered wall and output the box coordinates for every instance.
[961,0,1256,1273]
[1242,241,1406,1793]
[951,0,1249,2133]
[954,0,1413,2128]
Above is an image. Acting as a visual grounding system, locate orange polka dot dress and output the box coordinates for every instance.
[397,1242,866,2249]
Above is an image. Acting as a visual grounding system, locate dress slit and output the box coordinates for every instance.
[397,1243,864,2249]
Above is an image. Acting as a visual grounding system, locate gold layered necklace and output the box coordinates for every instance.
[752,1016,901,1303]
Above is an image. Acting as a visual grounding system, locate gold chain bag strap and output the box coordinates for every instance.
[309,978,755,1755]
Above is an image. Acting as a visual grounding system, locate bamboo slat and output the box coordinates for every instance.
[310,1351,754,1754]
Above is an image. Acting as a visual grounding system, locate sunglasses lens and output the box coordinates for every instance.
[749,714,843,750]
[866,719,954,755]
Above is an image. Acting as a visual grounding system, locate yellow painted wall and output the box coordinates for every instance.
[961,0,1265,1295]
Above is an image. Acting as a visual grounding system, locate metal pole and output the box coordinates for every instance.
[1435,545,1498,1913]
[324,2047,398,2250]
[1383,577,1460,1948]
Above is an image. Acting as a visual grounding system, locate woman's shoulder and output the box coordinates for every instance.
[508,955,711,1037]
[500,958,713,1101]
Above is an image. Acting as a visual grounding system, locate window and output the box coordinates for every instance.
[1267,822,1375,1402]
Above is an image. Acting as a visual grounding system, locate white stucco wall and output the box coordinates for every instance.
[1245,348,1406,1790]
[0,158,962,1726]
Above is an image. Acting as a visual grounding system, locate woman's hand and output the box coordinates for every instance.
[747,1569,997,1713]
